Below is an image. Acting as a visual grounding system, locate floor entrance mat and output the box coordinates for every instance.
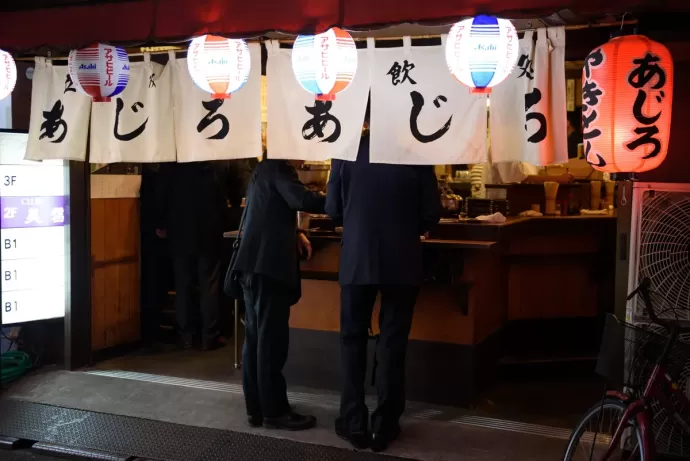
[0,400,413,461]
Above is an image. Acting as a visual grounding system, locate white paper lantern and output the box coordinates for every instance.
[187,35,251,99]
[446,15,519,93]
[0,49,17,101]
[292,27,357,101]
[68,43,131,102]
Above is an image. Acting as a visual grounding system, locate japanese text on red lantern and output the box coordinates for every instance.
[582,48,605,167]
[626,53,667,159]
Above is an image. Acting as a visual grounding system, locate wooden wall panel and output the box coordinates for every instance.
[292,241,501,346]
[467,248,507,344]
[290,279,477,345]
[290,279,341,332]
[410,285,473,344]
[90,197,140,351]
[90,199,107,350]
[508,259,598,320]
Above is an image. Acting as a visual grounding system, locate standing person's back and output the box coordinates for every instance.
[155,160,251,350]
[326,131,441,452]
[328,133,440,286]
[232,159,326,431]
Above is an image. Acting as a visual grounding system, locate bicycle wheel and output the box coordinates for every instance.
[564,397,646,461]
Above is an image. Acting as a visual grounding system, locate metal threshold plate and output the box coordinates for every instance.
[0,400,408,461]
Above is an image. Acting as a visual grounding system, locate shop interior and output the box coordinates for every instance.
[79,20,622,428]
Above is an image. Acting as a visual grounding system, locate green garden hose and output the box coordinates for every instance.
[1,350,32,385]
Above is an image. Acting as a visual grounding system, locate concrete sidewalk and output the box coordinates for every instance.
[1,370,571,461]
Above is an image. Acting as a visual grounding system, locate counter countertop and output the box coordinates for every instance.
[223,230,496,250]
[224,214,613,240]
[440,213,616,227]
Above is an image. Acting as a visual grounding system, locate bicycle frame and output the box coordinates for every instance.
[599,363,690,460]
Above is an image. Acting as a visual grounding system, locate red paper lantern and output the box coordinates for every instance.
[582,35,673,173]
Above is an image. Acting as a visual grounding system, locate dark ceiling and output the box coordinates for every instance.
[2,0,690,54]
[0,0,131,12]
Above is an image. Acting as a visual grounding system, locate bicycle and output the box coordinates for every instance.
[563,277,690,460]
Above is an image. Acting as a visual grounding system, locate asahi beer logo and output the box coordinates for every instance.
[475,43,497,52]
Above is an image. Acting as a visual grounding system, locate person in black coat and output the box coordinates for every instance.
[232,159,326,431]
[326,127,442,451]
[155,160,252,351]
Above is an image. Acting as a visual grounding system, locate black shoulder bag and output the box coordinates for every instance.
[223,193,250,299]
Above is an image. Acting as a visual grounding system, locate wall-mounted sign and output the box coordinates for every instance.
[0,131,69,325]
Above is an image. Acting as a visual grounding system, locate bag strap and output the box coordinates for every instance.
[233,172,256,250]
[233,199,249,250]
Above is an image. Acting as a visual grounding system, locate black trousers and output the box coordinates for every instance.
[172,248,220,344]
[240,273,292,418]
[339,284,418,434]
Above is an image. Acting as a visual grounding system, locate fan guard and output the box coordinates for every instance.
[636,190,690,320]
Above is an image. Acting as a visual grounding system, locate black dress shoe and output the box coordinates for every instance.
[264,411,317,431]
[247,415,263,428]
[335,421,369,450]
[370,426,401,453]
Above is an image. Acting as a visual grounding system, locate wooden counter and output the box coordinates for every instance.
[284,215,616,406]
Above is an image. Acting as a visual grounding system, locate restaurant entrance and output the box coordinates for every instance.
[3,3,690,461]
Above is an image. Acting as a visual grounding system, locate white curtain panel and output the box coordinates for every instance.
[490,28,568,166]
[370,35,487,165]
[25,58,91,161]
[90,53,176,163]
[0,93,11,129]
[547,26,568,165]
[172,44,262,162]
[266,39,371,162]
[489,31,535,164]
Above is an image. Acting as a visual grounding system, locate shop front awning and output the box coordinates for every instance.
[1,0,688,52]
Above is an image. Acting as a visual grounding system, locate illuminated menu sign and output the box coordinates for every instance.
[0,132,69,325]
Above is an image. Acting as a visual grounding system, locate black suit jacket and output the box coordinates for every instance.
[154,160,253,255]
[233,160,326,304]
[326,134,442,286]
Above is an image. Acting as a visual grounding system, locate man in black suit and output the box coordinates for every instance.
[233,159,325,431]
[326,125,442,451]
[155,160,252,351]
